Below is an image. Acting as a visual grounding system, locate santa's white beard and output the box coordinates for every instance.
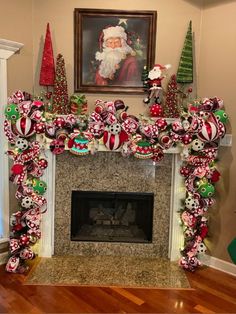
[148,68,162,80]
[95,46,132,79]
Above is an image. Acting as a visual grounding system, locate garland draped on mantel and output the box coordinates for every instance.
[3,91,228,273]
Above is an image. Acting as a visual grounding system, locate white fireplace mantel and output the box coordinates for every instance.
[0,38,24,242]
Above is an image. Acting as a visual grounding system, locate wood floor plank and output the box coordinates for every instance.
[110,287,145,305]
[0,264,236,313]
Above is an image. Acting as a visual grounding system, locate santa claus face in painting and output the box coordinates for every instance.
[95,26,134,79]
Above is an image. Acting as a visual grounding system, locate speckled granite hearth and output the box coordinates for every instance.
[54,152,172,258]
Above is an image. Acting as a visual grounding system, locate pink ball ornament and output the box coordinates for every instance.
[14,116,35,138]
[150,104,163,117]
[19,247,35,260]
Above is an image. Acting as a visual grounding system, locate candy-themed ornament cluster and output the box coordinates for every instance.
[3,90,228,273]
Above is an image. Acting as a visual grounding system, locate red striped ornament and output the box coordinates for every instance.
[14,116,35,138]
[197,120,218,142]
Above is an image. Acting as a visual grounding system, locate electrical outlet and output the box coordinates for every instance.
[220,134,232,147]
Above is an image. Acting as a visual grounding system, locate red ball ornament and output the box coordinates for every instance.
[53,117,66,128]
[19,234,30,246]
[181,133,193,145]
[150,104,163,117]
[155,118,167,131]
[114,99,125,111]
[198,120,219,142]
[11,163,24,175]
[50,139,65,155]
[180,166,191,177]
[34,122,46,134]
[38,158,48,169]
[152,147,164,163]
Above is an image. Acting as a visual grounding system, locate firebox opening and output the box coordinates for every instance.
[71,191,154,243]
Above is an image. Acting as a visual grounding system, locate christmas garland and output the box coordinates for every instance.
[3,91,228,273]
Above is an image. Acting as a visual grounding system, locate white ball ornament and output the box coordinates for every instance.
[108,123,121,135]
[197,242,207,254]
[191,139,204,151]
[185,195,199,211]
[21,196,34,209]
[15,138,29,151]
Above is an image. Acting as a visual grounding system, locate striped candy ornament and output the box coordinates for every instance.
[103,130,126,151]
[14,116,35,138]
[197,120,219,142]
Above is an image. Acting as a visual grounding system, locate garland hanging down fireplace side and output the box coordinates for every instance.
[71,191,154,243]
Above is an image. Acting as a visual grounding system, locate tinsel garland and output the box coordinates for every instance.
[3,91,228,273]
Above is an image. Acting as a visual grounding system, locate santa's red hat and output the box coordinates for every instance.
[154,64,171,70]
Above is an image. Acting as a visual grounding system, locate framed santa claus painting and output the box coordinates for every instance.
[74,8,157,94]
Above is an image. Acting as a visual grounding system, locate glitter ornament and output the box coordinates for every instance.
[5,103,20,121]
[197,182,215,198]
[32,178,47,195]
[214,110,228,124]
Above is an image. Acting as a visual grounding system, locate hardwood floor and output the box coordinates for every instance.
[0,264,235,313]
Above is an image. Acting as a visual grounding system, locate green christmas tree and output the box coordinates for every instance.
[163,74,180,118]
[52,54,70,114]
[141,66,149,91]
[177,21,193,84]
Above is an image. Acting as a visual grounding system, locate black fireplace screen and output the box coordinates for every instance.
[71,191,154,243]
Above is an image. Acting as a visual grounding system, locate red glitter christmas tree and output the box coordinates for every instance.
[163,74,180,118]
[39,23,55,87]
[52,54,70,114]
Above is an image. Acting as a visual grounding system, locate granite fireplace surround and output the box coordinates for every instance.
[54,152,173,258]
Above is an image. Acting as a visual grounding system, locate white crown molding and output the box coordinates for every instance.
[0,38,23,59]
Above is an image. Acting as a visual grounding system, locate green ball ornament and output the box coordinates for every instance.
[32,178,47,195]
[197,182,215,198]
[4,103,20,121]
[215,110,228,123]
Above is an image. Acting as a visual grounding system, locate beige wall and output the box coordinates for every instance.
[199,1,236,263]
[32,0,203,115]
[1,0,235,264]
[0,0,33,94]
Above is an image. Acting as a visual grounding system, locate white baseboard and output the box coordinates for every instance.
[0,252,8,265]
[200,254,236,276]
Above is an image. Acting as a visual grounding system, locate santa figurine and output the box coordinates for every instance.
[143,64,171,105]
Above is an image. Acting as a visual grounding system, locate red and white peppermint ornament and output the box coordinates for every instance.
[198,120,219,142]
[103,128,128,150]
[14,116,35,138]
[121,117,139,134]
[30,109,42,122]
[10,238,21,253]
[19,247,35,260]
[5,256,20,273]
